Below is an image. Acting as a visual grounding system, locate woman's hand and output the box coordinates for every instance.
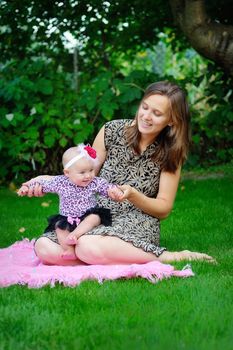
[21,175,52,197]
[108,185,134,202]
[17,182,43,197]
[17,185,29,196]
[108,186,124,201]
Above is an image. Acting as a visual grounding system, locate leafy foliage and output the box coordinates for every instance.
[188,67,233,168]
[0,1,172,64]
[0,1,232,183]
[0,57,162,183]
[0,59,94,183]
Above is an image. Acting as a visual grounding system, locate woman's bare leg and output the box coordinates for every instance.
[34,237,85,266]
[75,235,215,265]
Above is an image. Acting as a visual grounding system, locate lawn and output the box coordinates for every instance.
[0,169,233,350]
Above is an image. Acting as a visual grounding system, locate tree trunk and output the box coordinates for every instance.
[169,0,233,76]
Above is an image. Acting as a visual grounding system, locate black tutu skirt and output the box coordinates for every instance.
[44,206,112,233]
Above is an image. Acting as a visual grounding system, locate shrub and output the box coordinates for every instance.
[0,58,93,184]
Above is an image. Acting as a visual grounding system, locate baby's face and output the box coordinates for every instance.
[65,158,95,187]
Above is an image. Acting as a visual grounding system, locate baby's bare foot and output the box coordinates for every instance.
[61,251,77,260]
[65,234,78,245]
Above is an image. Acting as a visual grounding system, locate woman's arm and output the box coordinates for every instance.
[95,123,181,219]
[109,167,181,219]
[92,125,107,175]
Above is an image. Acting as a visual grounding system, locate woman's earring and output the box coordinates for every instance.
[168,124,174,135]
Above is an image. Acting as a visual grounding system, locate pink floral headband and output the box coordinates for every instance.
[83,145,97,159]
[64,144,98,169]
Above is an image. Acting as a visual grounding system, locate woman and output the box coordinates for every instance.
[28,81,214,265]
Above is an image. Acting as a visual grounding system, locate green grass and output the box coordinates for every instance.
[0,170,233,350]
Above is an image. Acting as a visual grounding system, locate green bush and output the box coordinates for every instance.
[0,59,158,184]
[187,69,233,168]
[1,58,232,184]
[0,59,93,184]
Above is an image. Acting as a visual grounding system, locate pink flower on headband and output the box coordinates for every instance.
[84,145,97,159]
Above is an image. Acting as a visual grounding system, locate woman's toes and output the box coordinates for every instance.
[181,251,216,263]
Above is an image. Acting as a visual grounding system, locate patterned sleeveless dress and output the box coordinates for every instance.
[85,119,166,256]
[41,119,166,256]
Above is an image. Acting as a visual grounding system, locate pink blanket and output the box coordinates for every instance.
[0,239,194,288]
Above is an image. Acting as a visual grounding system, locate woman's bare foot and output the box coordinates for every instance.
[65,233,78,245]
[179,250,216,263]
[159,250,216,263]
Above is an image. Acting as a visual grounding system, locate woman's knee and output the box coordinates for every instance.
[75,235,107,264]
[34,237,54,262]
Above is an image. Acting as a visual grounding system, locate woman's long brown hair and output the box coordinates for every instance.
[124,81,191,173]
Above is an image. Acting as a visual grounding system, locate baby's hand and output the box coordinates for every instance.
[17,185,29,196]
[111,184,136,202]
[108,186,124,201]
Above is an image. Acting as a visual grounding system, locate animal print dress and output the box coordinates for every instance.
[85,119,166,256]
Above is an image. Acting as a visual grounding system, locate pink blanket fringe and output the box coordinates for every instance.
[0,239,194,288]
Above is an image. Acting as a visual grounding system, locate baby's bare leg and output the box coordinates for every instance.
[66,214,101,245]
[56,228,76,260]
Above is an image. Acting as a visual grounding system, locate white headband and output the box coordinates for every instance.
[64,154,84,170]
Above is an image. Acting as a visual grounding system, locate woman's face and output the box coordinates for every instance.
[137,94,172,138]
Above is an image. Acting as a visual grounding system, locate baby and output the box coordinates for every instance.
[18,144,121,260]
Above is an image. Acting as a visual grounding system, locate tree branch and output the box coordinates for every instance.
[169,0,233,76]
